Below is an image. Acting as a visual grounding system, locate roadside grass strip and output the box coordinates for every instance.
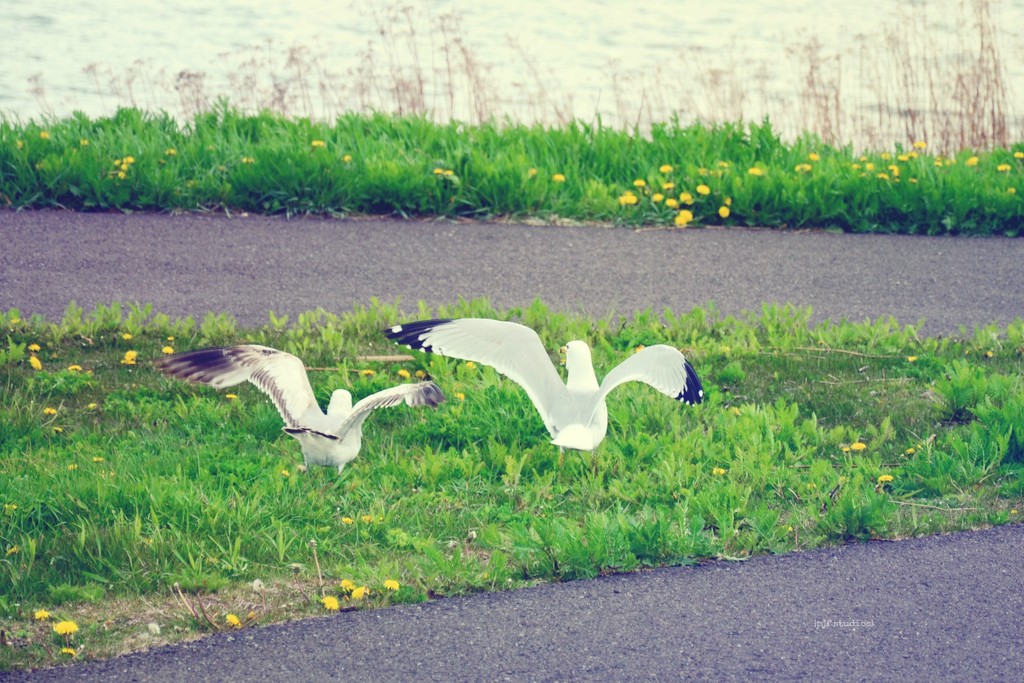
[2,109,1022,234]
[1,299,1022,669]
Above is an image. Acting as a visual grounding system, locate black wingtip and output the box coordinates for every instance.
[154,346,233,377]
[676,360,705,406]
[384,319,454,353]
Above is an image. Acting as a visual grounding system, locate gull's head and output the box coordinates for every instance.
[327,389,353,415]
[563,340,592,368]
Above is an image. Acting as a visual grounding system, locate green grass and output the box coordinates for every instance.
[1,299,1022,669]
[2,107,1023,234]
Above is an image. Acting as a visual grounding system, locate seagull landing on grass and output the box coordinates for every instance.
[155,345,445,473]
[385,318,703,451]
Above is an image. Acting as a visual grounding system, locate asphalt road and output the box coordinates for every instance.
[2,210,1022,334]
[2,210,1023,681]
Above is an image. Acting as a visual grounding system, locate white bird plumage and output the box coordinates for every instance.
[385,318,703,451]
[155,344,445,472]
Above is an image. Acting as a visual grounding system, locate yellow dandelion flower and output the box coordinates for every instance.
[664,198,679,208]
[455,392,466,401]
[241,156,255,165]
[1011,509,1018,515]
[674,209,694,227]
[162,346,174,355]
[552,173,566,183]
[6,546,19,556]
[433,168,444,175]
[415,370,426,379]
[342,517,354,525]
[165,148,177,156]
[1009,188,1017,195]
[92,457,104,463]
[647,193,662,203]
[397,368,411,379]
[44,407,57,415]
[66,463,76,469]
[225,393,238,400]
[527,168,538,177]
[39,131,51,140]
[697,167,709,175]
[913,140,927,149]
[718,206,730,219]
[360,369,375,377]
[965,156,979,167]
[997,164,1011,172]
[16,140,24,149]
[679,191,694,205]
[351,586,368,600]
[3,503,17,513]
[53,621,79,636]
[61,647,77,656]
[35,609,50,621]
[361,514,374,523]
[877,474,894,484]
[877,173,890,180]
[696,184,711,195]
[864,163,875,171]
[67,364,82,372]
[281,469,290,478]
[897,154,909,162]
[985,350,994,358]
[29,356,42,371]
[340,579,356,591]
[1013,151,1024,159]
[729,406,741,416]
[905,447,915,454]
[311,140,326,148]
[718,161,729,168]
[633,179,647,188]
[747,167,765,176]
[618,192,638,206]
[124,156,135,164]
[120,350,138,365]
[712,467,727,476]
[443,169,454,176]
[659,164,673,174]
[662,182,675,190]
[226,614,241,628]
[322,596,340,611]
[384,579,400,591]
[343,154,352,163]
[850,442,867,451]
[808,152,820,161]
[88,402,97,410]
[122,333,133,341]
[906,356,917,362]
[28,343,41,352]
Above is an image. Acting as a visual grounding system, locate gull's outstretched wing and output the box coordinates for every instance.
[155,345,318,428]
[594,344,704,411]
[385,318,568,435]
[335,381,446,441]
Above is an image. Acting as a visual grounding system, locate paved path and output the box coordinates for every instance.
[2,211,1022,333]
[2,210,1023,681]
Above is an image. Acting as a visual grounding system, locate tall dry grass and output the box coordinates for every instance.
[58,0,1021,152]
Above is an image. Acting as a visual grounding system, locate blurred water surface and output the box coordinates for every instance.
[2,0,1021,146]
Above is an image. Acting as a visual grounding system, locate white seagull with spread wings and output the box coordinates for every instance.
[385,318,703,451]
[156,345,444,472]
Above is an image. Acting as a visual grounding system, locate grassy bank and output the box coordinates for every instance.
[2,108,1023,235]
[1,299,1022,669]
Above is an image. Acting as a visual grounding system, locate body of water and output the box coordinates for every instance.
[2,0,1022,148]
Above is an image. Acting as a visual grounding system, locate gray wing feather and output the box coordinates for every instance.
[156,345,318,428]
